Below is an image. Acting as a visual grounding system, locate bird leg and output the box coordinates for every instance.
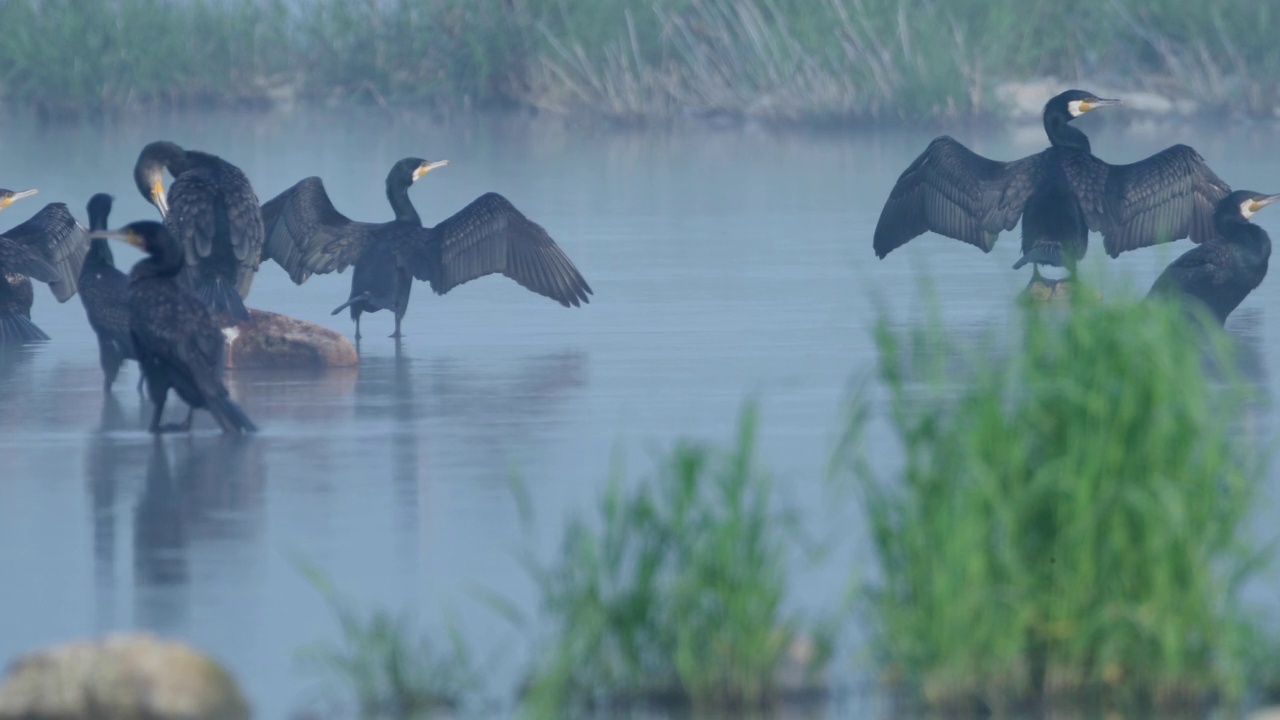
[354,314,362,341]
[148,390,169,434]
[390,314,403,339]
[158,407,196,434]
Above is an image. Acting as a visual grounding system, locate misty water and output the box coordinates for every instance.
[2,109,1279,718]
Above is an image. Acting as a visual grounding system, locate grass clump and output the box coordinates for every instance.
[519,403,831,716]
[295,564,479,720]
[843,289,1268,716]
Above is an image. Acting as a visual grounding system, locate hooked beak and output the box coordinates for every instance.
[1082,97,1121,112]
[92,228,145,249]
[1,188,38,209]
[1249,194,1280,213]
[151,180,169,218]
[412,159,449,182]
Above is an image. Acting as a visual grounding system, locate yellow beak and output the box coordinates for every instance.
[151,180,169,217]
[92,229,145,248]
[413,159,449,182]
[1,188,38,209]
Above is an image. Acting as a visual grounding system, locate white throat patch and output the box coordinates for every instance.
[1241,199,1257,219]
[1067,100,1087,118]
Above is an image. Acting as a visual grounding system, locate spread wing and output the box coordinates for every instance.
[259,177,381,284]
[1064,145,1231,257]
[0,203,89,301]
[402,192,592,307]
[874,136,1047,258]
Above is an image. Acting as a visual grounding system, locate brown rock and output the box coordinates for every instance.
[0,632,250,720]
[218,308,358,370]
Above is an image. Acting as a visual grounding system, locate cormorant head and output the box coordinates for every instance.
[93,220,178,258]
[1219,190,1280,222]
[388,157,449,190]
[0,188,38,211]
[1046,89,1120,121]
[87,193,113,232]
[134,141,187,218]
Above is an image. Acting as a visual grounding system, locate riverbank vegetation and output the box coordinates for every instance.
[2,0,1278,125]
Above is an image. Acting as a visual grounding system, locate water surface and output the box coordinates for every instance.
[1,110,1279,718]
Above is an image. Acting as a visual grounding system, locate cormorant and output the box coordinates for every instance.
[94,220,257,434]
[873,89,1231,281]
[78,193,145,394]
[260,157,592,340]
[0,197,90,343]
[1146,190,1277,325]
[134,140,265,321]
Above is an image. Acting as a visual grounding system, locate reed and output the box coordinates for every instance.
[519,403,831,716]
[840,285,1269,715]
[1,0,1277,124]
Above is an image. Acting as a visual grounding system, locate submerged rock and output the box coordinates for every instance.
[0,632,250,720]
[218,308,358,370]
[1020,277,1102,304]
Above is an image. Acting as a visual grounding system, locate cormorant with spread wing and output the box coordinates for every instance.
[94,220,257,434]
[78,193,144,393]
[260,157,592,340]
[1146,190,1277,325]
[0,190,90,343]
[874,89,1231,280]
[134,140,265,321]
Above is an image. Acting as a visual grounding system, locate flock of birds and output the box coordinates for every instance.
[0,142,593,434]
[873,89,1276,320]
[0,88,1272,436]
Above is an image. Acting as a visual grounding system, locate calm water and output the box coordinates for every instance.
[1,109,1279,718]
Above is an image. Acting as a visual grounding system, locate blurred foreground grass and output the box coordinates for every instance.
[292,284,1277,718]
[1,0,1278,124]
[840,287,1272,715]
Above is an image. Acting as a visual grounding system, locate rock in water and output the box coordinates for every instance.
[0,632,250,720]
[218,308,358,370]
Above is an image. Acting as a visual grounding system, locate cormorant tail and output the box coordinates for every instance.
[1013,243,1063,270]
[0,313,50,344]
[195,277,250,321]
[331,291,372,316]
[207,393,259,434]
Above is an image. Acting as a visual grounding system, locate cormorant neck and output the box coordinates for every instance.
[85,238,115,268]
[1045,113,1091,152]
[132,240,185,280]
[387,180,421,225]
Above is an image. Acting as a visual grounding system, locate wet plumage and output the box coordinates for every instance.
[1146,190,1277,325]
[78,193,144,393]
[101,220,257,434]
[134,141,265,321]
[0,201,90,343]
[874,89,1231,276]
[260,157,592,339]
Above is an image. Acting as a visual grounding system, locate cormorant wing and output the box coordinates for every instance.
[0,203,89,301]
[873,136,1047,258]
[404,192,592,307]
[260,177,380,284]
[1064,145,1231,257]
[167,166,264,265]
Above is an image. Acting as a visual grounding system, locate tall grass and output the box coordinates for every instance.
[841,287,1269,715]
[519,403,831,716]
[1,0,1278,123]
[295,564,479,719]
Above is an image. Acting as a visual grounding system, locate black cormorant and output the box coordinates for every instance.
[134,140,265,321]
[78,193,145,393]
[874,89,1231,280]
[1146,190,1277,325]
[0,197,90,343]
[260,157,592,340]
[95,220,257,434]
